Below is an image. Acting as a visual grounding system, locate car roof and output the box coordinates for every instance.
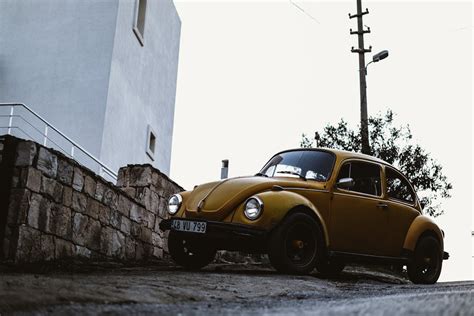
[278,148,390,166]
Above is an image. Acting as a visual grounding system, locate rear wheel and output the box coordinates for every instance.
[407,236,442,284]
[268,213,322,274]
[168,231,217,270]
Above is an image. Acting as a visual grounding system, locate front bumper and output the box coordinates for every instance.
[159,218,268,252]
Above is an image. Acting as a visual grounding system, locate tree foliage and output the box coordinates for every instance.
[301,110,452,217]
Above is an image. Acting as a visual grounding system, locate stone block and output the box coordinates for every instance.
[111,230,125,258]
[15,141,37,167]
[136,187,151,210]
[129,166,153,186]
[7,189,30,225]
[158,197,168,219]
[162,231,169,253]
[40,234,55,261]
[95,181,105,201]
[57,159,73,185]
[129,206,154,228]
[85,197,100,220]
[151,232,163,248]
[100,227,125,258]
[120,216,131,235]
[124,237,136,260]
[37,147,58,178]
[41,176,63,203]
[72,191,87,214]
[103,188,118,210]
[14,225,42,262]
[25,168,42,192]
[84,175,96,197]
[150,191,160,215]
[27,193,52,232]
[116,167,129,187]
[72,167,84,191]
[121,187,136,200]
[117,195,131,217]
[49,206,72,239]
[72,213,101,251]
[135,241,145,260]
[10,168,23,188]
[98,203,111,225]
[140,227,153,244]
[100,226,114,256]
[130,222,142,239]
[75,245,91,258]
[55,239,74,259]
[63,187,73,207]
[110,210,122,230]
[153,247,163,259]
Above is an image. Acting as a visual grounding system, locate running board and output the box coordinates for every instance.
[328,251,411,265]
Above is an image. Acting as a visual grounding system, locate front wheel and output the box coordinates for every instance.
[407,236,442,284]
[168,231,216,270]
[268,213,323,274]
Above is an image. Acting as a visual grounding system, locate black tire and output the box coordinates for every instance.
[168,231,216,270]
[268,212,323,274]
[407,236,442,284]
[315,259,345,277]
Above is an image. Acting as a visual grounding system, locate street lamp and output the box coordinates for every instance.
[366,50,389,73]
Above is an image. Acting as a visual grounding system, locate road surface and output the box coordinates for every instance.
[0,263,472,315]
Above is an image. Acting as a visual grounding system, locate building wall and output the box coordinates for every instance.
[0,0,181,177]
[100,0,181,175]
[0,0,119,157]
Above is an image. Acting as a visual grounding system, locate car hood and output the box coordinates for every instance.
[184,176,326,221]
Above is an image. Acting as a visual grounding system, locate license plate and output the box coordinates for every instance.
[171,219,207,234]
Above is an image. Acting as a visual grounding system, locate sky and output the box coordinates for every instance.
[170,0,473,281]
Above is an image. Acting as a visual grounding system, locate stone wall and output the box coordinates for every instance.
[0,135,182,263]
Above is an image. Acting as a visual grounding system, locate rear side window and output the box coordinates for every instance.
[337,161,382,196]
[386,168,415,204]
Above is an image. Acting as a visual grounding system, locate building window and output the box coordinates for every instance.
[133,0,147,46]
[146,125,156,160]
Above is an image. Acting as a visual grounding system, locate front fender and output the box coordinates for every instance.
[231,190,329,247]
[403,215,444,252]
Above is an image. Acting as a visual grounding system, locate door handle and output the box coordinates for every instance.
[377,203,388,209]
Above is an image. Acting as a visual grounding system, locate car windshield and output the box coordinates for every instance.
[258,150,335,181]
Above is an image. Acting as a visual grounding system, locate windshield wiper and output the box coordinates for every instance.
[275,170,306,181]
[255,172,268,177]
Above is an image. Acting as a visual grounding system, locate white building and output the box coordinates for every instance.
[0,0,181,177]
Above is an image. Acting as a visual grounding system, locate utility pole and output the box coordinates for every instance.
[350,0,372,155]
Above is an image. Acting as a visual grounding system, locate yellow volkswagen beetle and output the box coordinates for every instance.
[160,149,448,284]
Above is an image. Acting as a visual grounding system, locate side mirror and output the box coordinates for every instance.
[337,178,355,189]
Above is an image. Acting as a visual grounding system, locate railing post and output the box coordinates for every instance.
[71,146,75,158]
[43,125,48,146]
[7,106,14,135]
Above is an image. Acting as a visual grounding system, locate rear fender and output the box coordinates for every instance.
[403,215,444,252]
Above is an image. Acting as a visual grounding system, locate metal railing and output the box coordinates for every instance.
[0,102,117,182]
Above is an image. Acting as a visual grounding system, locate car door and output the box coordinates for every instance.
[329,160,388,255]
[383,167,420,256]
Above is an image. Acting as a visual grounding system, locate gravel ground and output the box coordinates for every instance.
[0,262,473,315]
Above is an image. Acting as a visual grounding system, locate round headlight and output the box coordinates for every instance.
[244,197,263,220]
[168,194,182,215]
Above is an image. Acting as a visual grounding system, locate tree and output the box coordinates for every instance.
[301,110,452,217]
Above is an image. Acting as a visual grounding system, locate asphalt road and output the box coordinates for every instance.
[0,263,473,315]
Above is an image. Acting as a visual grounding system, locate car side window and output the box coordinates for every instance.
[337,161,382,196]
[386,168,415,204]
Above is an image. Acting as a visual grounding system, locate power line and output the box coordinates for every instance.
[289,0,320,24]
